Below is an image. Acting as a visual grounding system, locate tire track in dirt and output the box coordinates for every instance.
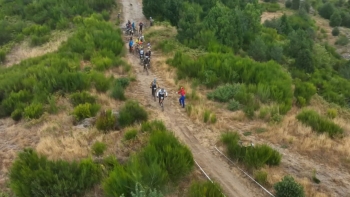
[118,0,268,196]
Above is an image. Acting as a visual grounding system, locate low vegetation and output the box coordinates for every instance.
[103,126,194,196]
[0,14,124,120]
[9,149,101,197]
[188,181,225,197]
[296,109,343,137]
[221,132,282,170]
[274,176,305,197]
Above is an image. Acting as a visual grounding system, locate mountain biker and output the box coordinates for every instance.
[139,22,143,34]
[150,78,159,96]
[157,88,168,105]
[147,46,152,59]
[177,87,186,108]
[144,52,150,68]
[132,22,135,32]
[129,38,134,52]
[139,47,144,60]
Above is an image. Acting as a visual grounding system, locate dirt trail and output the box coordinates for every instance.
[119,0,268,196]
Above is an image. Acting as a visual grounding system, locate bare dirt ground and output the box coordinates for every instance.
[3,30,71,67]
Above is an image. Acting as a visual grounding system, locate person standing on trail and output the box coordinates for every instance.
[132,22,135,32]
[177,87,186,108]
[128,37,134,53]
[139,21,143,34]
[150,17,154,26]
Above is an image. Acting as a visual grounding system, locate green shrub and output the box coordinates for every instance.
[1,90,32,116]
[254,170,268,186]
[327,108,337,119]
[124,129,138,140]
[274,176,305,197]
[0,50,5,63]
[120,183,164,197]
[294,80,316,104]
[11,109,23,121]
[118,101,148,128]
[9,149,101,197]
[207,84,242,103]
[243,106,255,119]
[91,72,111,92]
[330,12,342,27]
[110,84,126,100]
[297,97,306,107]
[73,103,100,121]
[262,3,281,12]
[210,113,217,124]
[104,129,193,196]
[188,181,224,197]
[285,0,292,8]
[335,35,349,46]
[96,110,116,132]
[92,141,107,156]
[23,103,44,119]
[48,96,58,114]
[221,132,281,170]
[70,92,96,106]
[140,120,167,133]
[143,131,194,181]
[227,99,240,111]
[332,27,340,36]
[115,77,130,89]
[296,109,343,137]
[203,110,211,123]
[101,10,110,21]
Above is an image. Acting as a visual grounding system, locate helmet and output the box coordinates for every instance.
[181,87,184,89]
[153,78,156,83]
[161,88,164,91]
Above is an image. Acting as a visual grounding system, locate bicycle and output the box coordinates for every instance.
[159,96,165,111]
[143,61,149,75]
[151,86,157,101]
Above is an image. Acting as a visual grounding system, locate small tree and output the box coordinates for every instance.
[330,12,342,27]
[292,0,300,10]
[248,36,267,61]
[285,0,292,8]
[332,27,340,36]
[274,176,305,197]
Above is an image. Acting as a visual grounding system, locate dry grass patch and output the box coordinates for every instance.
[4,30,72,67]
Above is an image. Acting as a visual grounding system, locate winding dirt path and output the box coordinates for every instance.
[118,0,268,196]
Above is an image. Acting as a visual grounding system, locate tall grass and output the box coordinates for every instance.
[296,109,343,137]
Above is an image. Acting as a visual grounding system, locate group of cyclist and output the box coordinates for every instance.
[126,18,185,109]
[126,20,144,36]
[150,78,186,109]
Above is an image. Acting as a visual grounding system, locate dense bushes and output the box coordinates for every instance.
[169,52,293,114]
[110,78,130,101]
[96,110,116,132]
[188,181,224,197]
[296,109,343,137]
[9,149,101,197]
[221,132,282,170]
[0,15,123,119]
[73,103,100,121]
[70,92,96,106]
[118,101,148,128]
[92,141,107,156]
[103,129,194,196]
[274,176,305,197]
